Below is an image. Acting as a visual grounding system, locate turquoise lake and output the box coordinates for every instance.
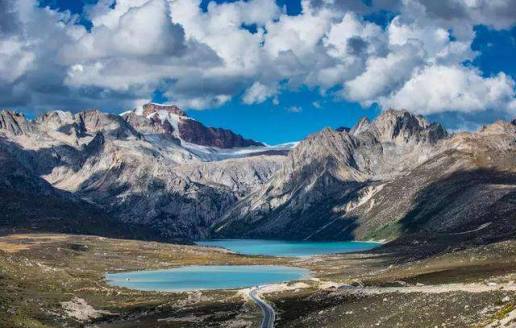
[196,239,380,257]
[106,265,310,292]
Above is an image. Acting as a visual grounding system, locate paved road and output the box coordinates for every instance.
[249,287,275,328]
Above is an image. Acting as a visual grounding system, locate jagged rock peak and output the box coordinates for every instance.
[294,127,346,148]
[350,117,371,136]
[36,110,75,130]
[37,110,74,122]
[286,127,358,173]
[123,103,184,142]
[479,120,516,135]
[355,109,447,144]
[123,110,177,138]
[374,109,430,133]
[126,102,265,148]
[141,103,187,117]
[76,109,139,139]
[0,110,34,135]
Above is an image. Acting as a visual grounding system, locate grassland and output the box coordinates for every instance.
[0,233,514,327]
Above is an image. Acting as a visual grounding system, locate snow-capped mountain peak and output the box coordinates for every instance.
[124,103,268,156]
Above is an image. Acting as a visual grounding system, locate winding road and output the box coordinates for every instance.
[249,287,276,328]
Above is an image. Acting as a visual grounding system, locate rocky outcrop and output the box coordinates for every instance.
[36,111,75,131]
[178,119,264,148]
[363,109,447,144]
[76,110,139,140]
[0,111,34,135]
[123,104,182,142]
[34,109,140,142]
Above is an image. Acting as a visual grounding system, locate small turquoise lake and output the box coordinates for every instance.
[106,265,310,292]
[196,239,380,257]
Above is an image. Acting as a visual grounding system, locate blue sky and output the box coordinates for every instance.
[187,89,381,144]
[3,0,516,144]
[189,22,515,143]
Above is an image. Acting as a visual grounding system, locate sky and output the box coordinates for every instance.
[0,0,515,144]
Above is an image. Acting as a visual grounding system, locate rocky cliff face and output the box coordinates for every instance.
[178,119,264,148]
[213,110,515,246]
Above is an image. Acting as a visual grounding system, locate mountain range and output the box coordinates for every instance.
[0,105,514,249]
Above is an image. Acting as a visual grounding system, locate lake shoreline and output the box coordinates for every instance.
[196,239,381,257]
[106,265,311,292]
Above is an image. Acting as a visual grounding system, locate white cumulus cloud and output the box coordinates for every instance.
[381,65,516,114]
[242,82,278,104]
[0,0,513,125]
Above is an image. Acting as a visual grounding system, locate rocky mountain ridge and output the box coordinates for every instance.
[0,106,514,248]
[213,110,515,248]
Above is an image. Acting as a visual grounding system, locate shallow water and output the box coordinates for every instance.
[196,239,380,257]
[106,265,309,292]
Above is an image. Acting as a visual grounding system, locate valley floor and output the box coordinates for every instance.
[0,233,514,327]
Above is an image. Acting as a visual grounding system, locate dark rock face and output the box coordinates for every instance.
[178,119,264,148]
[82,132,105,155]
